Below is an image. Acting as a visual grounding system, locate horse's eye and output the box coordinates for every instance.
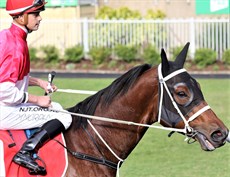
[177,91,187,98]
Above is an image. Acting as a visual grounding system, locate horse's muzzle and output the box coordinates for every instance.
[211,129,228,143]
[196,129,229,151]
[196,133,215,151]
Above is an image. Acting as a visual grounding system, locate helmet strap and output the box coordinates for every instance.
[25,25,33,33]
[14,14,28,26]
[14,14,32,33]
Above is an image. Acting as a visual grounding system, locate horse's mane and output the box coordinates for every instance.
[67,64,152,128]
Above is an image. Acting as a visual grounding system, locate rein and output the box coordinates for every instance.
[54,65,210,136]
[50,64,211,176]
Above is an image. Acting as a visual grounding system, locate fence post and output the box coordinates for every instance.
[83,18,89,53]
[189,18,195,59]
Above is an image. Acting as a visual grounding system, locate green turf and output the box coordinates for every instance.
[29,78,230,177]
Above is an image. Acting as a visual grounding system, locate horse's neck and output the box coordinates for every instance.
[64,67,159,168]
[91,67,159,160]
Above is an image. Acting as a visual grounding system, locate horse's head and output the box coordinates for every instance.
[159,42,229,151]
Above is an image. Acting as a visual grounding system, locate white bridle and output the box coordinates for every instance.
[50,65,212,176]
[157,64,211,134]
[54,64,211,135]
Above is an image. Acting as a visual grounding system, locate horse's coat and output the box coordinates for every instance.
[64,43,228,177]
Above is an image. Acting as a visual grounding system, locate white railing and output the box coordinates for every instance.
[0,18,229,60]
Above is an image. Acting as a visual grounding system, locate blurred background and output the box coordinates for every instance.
[0,0,229,71]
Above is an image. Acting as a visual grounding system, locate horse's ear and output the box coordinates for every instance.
[161,48,170,76]
[174,42,190,68]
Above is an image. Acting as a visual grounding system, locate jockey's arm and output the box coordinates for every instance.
[29,76,57,93]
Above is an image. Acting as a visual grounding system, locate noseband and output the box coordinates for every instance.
[157,64,211,136]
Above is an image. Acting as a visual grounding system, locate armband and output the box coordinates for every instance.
[22,92,29,103]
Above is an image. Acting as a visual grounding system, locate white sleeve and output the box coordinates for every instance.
[0,82,25,106]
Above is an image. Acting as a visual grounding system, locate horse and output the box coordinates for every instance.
[62,42,229,177]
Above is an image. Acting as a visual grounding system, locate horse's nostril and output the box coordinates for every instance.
[211,130,226,142]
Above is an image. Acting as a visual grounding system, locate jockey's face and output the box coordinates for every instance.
[26,12,42,31]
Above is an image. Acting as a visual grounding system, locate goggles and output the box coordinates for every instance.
[32,0,45,7]
[22,0,45,14]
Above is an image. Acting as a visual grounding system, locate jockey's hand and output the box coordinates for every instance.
[36,95,52,107]
[39,80,58,94]
[27,94,52,107]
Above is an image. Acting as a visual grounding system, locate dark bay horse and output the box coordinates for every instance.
[63,42,229,177]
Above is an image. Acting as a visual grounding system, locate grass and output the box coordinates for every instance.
[29,78,230,177]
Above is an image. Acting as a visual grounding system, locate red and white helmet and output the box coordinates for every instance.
[6,0,47,16]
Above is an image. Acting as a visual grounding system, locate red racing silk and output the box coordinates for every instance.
[0,23,30,106]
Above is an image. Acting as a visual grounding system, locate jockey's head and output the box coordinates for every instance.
[6,0,47,32]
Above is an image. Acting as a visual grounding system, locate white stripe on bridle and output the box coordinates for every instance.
[157,64,210,133]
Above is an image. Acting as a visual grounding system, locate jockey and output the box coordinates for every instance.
[0,0,72,175]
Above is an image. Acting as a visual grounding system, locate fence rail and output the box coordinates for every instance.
[1,18,229,59]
